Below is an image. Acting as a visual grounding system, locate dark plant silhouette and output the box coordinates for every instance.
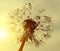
[8,3,52,51]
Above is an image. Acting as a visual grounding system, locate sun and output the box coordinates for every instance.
[0,28,8,40]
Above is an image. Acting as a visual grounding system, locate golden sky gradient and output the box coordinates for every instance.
[0,0,60,51]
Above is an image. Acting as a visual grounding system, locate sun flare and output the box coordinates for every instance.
[0,28,8,40]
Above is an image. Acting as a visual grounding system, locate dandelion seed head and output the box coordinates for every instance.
[8,3,53,47]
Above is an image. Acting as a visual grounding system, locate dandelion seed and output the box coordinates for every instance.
[43,16,51,22]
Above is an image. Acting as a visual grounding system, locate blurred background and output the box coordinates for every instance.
[0,0,60,51]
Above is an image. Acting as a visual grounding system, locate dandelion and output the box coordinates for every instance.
[8,3,53,51]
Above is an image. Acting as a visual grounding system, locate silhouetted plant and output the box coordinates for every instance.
[8,3,53,51]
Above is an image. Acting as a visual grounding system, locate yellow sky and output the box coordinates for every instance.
[0,0,60,51]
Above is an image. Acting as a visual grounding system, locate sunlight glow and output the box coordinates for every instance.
[0,28,8,40]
